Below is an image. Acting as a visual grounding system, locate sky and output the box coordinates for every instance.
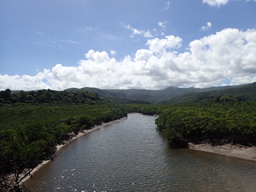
[0,0,256,91]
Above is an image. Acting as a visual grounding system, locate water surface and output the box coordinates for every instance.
[25,113,256,192]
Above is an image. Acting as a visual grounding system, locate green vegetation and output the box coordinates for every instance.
[0,89,104,105]
[1,82,256,192]
[154,83,256,147]
[0,89,162,192]
[155,103,256,147]
[0,104,128,192]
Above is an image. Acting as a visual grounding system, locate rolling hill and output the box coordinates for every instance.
[165,82,256,104]
[65,84,249,104]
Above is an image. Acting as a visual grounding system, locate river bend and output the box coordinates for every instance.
[25,113,256,192]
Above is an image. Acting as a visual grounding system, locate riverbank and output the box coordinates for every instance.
[20,117,127,185]
[188,142,256,161]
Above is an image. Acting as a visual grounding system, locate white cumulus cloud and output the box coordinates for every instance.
[146,35,182,53]
[1,28,256,91]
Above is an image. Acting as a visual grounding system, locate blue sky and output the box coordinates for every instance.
[1,0,256,90]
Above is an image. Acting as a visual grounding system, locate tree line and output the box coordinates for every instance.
[0,89,103,105]
[0,103,130,192]
[155,103,256,147]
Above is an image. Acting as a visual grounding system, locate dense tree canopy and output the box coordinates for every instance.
[0,89,103,105]
[155,104,256,147]
[0,103,131,192]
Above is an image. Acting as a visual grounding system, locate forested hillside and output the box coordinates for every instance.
[0,89,151,106]
[65,84,239,103]
[165,82,256,104]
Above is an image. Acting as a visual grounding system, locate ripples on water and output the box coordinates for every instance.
[25,113,256,192]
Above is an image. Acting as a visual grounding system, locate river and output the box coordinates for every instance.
[24,113,256,192]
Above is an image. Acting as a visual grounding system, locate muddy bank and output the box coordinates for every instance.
[189,142,256,161]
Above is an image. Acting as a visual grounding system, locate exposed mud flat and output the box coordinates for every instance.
[189,142,256,161]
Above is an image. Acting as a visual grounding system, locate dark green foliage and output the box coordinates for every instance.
[0,89,103,105]
[124,104,167,115]
[155,103,256,146]
[105,98,152,105]
[0,103,127,191]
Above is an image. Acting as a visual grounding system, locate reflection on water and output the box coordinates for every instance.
[25,113,256,192]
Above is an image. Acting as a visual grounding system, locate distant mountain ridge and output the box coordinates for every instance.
[65,83,250,104]
[166,82,256,104]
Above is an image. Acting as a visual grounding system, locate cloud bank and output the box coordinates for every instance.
[1,28,256,91]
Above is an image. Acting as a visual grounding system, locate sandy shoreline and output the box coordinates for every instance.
[189,142,256,162]
[20,117,127,185]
